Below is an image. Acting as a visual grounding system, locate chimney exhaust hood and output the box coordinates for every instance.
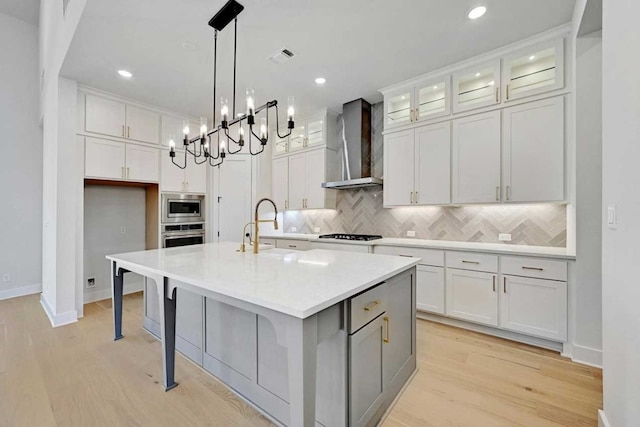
[322,99,382,190]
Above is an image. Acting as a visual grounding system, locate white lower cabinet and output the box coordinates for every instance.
[445,268,498,327]
[499,275,567,341]
[416,265,445,314]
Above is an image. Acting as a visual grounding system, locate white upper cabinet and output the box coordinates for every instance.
[272,156,289,210]
[85,94,126,138]
[383,129,415,207]
[85,136,126,179]
[161,152,186,193]
[272,131,289,156]
[414,122,451,205]
[288,153,306,210]
[126,105,160,144]
[185,161,207,194]
[286,109,336,154]
[161,114,187,147]
[125,144,159,182]
[305,113,325,149]
[452,111,501,204]
[384,76,450,129]
[502,39,564,102]
[305,148,327,209]
[502,97,565,202]
[452,61,501,113]
[289,124,306,152]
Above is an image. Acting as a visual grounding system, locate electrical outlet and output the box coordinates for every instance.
[406,230,416,237]
[607,204,617,230]
[291,227,297,232]
[120,226,126,234]
[87,278,96,288]
[2,274,10,282]
[314,227,320,233]
[498,233,512,242]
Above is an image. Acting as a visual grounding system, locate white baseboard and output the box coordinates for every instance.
[0,283,41,300]
[40,294,78,327]
[83,282,143,304]
[598,409,610,427]
[571,344,603,368]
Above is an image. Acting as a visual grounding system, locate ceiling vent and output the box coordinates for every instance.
[269,48,295,64]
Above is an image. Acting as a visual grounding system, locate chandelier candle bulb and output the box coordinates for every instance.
[246,88,255,124]
[200,116,208,139]
[238,126,245,145]
[182,120,190,145]
[169,137,176,157]
[221,97,229,128]
[260,118,267,143]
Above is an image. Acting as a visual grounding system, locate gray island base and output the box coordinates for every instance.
[108,243,418,426]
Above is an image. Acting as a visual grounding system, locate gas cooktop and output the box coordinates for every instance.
[318,234,383,241]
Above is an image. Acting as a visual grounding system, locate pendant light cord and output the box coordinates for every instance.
[212,30,218,126]
[232,17,237,117]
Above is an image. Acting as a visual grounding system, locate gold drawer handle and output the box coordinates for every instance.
[398,254,413,258]
[383,316,390,343]
[462,260,480,264]
[522,266,544,271]
[363,300,380,312]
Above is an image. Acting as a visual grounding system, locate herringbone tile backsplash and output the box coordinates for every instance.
[283,103,567,247]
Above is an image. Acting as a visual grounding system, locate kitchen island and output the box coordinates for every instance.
[107,242,418,427]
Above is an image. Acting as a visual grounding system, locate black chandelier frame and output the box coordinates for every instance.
[170,0,294,169]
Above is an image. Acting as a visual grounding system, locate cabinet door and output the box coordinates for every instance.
[85,94,126,138]
[383,129,415,207]
[502,97,564,202]
[383,271,415,392]
[273,134,289,156]
[306,114,325,148]
[160,151,186,192]
[502,38,564,102]
[289,124,306,152]
[445,269,498,326]
[416,265,445,314]
[161,114,187,147]
[349,315,386,427]
[84,137,126,179]
[175,288,204,363]
[126,105,160,144]
[272,157,289,210]
[185,161,207,194]
[414,76,450,122]
[288,153,306,210]
[500,275,567,341]
[452,111,501,204]
[384,88,413,129]
[125,144,159,182]
[304,149,327,209]
[415,122,451,205]
[452,61,501,113]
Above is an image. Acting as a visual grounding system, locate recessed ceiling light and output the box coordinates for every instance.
[401,96,405,100]
[468,6,487,20]
[475,72,480,77]
[529,55,536,61]
[433,85,438,89]
[118,70,133,78]
[315,77,326,85]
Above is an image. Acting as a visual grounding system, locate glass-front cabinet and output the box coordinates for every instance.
[272,132,289,156]
[452,62,501,113]
[288,124,306,151]
[384,76,450,129]
[502,39,564,101]
[287,110,333,153]
[306,115,325,148]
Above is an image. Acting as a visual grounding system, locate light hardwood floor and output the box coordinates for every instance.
[0,293,602,427]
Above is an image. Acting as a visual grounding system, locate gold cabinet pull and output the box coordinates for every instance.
[121,166,124,179]
[506,84,510,100]
[398,254,413,258]
[415,191,419,204]
[363,300,380,312]
[462,260,480,264]
[127,126,130,138]
[410,191,414,204]
[493,275,496,292]
[506,185,511,201]
[496,186,500,201]
[522,266,544,271]
[126,167,130,179]
[383,316,390,343]
[496,87,499,103]
[503,277,507,293]
[284,200,288,210]
[121,125,125,137]
[415,108,419,121]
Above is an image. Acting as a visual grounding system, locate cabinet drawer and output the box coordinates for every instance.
[260,238,276,248]
[349,283,387,334]
[373,246,444,267]
[501,256,567,281]
[275,239,310,251]
[310,241,372,253]
[447,251,498,273]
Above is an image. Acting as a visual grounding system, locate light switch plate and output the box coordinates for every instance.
[607,204,617,230]
[499,233,512,242]
[406,230,416,237]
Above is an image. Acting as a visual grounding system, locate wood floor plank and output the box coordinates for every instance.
[0,294,602,427]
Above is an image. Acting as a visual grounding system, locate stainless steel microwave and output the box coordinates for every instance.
[162,194,205,224]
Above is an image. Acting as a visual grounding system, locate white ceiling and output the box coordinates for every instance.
[61,0,576,119]
[0,0,39,25]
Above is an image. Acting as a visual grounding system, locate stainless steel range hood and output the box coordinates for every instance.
[321,99,383,189]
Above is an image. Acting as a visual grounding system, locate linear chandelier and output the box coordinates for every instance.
[170,0,295,168]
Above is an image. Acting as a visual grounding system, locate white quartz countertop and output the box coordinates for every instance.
[107,242,418,319]
[259,233,576,260]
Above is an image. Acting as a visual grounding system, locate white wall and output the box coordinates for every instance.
[0,13,43,300]
[601,0,640,425]
[572,31,602,366]
[83,186,145,303]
